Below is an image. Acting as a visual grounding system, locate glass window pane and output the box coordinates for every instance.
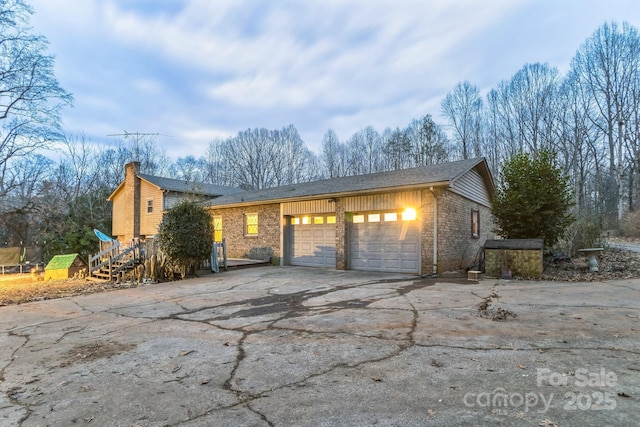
[353,214,365,223]
[368,213,381,222]
[246,214,258,235]
[291,217,300,225]
[384,212,397,222]
[314,216,324,224]
[327,216,336,224]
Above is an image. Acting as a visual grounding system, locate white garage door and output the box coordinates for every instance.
[350,211,420,273]
[289,215,337,268]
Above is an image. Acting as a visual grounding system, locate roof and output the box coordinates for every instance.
[484,239,544,250]
[45,253,86,270]
[108,174,243,201]
[138,174,244,197]
[208,157,493,207]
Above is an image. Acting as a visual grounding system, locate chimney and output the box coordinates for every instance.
[124,161,141,239]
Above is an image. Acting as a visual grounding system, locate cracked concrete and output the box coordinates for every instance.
[0,267,639,426]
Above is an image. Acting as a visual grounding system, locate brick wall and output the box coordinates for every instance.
[209,203,281,263]
[335,198,347,270]
[424,189,494,274]
[112,162,141,242]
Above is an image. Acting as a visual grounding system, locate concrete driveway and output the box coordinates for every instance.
[1,267,638,426]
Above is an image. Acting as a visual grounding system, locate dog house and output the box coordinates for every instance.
[45,253,87,280]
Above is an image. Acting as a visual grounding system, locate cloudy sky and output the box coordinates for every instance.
[28,0,640,159]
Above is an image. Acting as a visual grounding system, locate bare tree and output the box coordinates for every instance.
[570,21,640,224]
[441,81,484,159]
[0,0,72,201]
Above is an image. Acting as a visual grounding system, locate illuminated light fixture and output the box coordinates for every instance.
[402,208,417,221]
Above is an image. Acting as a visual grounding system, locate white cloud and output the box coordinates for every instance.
[26,0,640,159]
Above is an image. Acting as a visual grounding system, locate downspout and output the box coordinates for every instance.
[430,186,438,274]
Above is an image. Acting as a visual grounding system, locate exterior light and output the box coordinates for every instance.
[402,208,417,221]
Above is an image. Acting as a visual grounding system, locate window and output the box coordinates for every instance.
[146,198,154,214]
[213,216,223,242]
[368,213,381,223]
[314,216,324,224]
[471,209,480,238]
[245,213,259,236]
[353,214,365,224]
[384,212,398,222]
[291,217,300,225]
[327,216,336,224]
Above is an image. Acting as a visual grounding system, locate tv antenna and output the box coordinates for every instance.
[107,131,160,160]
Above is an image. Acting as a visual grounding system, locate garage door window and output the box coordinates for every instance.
[368,213,381,222]
[384,212,398,221]
[314,216,324,224]
[327,216,336,224]
[353,214,365,223]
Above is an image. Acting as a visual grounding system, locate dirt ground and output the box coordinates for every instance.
[1,246,639,306]
[0,274,139,306]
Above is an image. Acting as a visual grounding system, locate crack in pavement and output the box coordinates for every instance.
[1,331,32,426]
[7,274,636,426]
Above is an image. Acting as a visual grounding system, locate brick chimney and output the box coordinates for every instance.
[124,161,141,239]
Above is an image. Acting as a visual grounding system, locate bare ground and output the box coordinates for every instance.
[0,274,140,306]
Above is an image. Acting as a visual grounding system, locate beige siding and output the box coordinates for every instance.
[345,191,421,212]
[111,190,126,237]
[140,182,164,237]
[282,199,336,215]
[449,169,491,207]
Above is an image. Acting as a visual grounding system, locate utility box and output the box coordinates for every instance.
[484,239,544,279]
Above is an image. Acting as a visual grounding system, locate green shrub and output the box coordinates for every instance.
[157,199,213,279]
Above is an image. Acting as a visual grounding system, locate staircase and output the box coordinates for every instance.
[89,240,143,281]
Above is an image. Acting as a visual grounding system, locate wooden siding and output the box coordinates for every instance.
[449,169,491,207]
[282,199,336,215]
[111,190,126,237]
[344,191,421,212]
[140,181,164,237]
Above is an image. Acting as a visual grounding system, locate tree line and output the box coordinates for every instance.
[1,2,639,260]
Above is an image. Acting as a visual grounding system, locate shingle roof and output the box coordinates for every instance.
[208,157,491,207]
[139,174,243,197]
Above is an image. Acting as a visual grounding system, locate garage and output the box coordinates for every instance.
[289,214,337,268]
[349,210,420,273]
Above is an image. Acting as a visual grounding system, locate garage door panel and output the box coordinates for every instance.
[350,213,419,274]
[290,219,336,268]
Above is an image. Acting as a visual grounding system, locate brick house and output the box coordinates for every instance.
[207,157,495,275]
[107,161,242,242]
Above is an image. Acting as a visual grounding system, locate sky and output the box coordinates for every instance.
[27,0,640,159]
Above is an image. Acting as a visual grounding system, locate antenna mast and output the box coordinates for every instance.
[106,131,160,161]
